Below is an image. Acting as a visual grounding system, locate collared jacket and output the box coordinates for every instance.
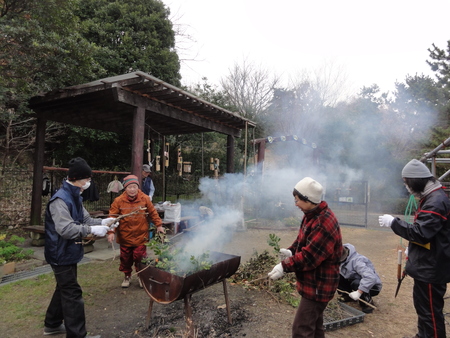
[109,189,162,247]
[340,243,382,293]
[391,187,450,284]
[45,180,101,265]
[282,201,343,302]
[142,176,155,198]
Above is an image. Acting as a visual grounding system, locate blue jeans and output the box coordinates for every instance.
[44,264,87,338]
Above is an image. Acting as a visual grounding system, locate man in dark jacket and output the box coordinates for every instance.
[141,164,155,199]
[379,159,450,338]
[44,157,112,337]
[268,177,343,338]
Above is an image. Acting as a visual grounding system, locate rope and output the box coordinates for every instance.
[400,194,417,249]
[404,194,417,223]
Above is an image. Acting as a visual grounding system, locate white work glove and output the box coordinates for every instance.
[378,214,394,227]
[349,291,362,300]
[90,225,109,237]
[279,248,293,260]
[268,263,284,280]
[101,217,116,227]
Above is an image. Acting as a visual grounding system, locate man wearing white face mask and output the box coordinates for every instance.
[43,157,111,338]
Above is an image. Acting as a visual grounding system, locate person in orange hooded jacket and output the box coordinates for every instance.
[107,175,164,288]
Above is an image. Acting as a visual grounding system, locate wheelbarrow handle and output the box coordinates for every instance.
[147,277,169,285]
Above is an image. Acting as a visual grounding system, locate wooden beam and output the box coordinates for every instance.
[114,87,242,137]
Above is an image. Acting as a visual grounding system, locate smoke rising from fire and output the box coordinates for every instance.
[171,82,440,265]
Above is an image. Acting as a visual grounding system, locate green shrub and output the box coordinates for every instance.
[0,234,34,264]
[282,217,299,227]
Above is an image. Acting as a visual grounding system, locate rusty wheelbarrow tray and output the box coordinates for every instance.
[137,251,241,336]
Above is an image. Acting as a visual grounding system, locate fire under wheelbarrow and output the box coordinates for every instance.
[137,251,241,337]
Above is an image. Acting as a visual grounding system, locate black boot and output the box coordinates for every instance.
[359,293,374,313]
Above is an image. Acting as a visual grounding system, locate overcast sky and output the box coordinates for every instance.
[163,0,450,96]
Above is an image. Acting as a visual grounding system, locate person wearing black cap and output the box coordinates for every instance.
[43,157,113,337]
[268,177,342,338]
[379,159,450,338]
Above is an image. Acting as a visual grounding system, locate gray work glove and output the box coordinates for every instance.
[268,263,284,280]
[90,225,109,237]
[378,214,394,227]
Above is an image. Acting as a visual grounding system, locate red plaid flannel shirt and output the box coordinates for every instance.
[282,201,342,302]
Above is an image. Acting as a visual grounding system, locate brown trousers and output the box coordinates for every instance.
[292,297,328,338]
[119,245,147,276]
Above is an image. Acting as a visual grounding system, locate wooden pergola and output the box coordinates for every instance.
[28,71,256,225]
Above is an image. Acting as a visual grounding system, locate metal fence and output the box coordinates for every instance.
[1,169,373,229]
[326,181,369,228]
[0,169,35,227]
[0,169,202,227]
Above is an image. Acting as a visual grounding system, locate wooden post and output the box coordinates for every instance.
[227,135,234,173]
[160,136,166,201]
[223,279,233,324]
[256,141,266,175]
[145,299,154,329]
[30,116,46,225]
[131,107,145,181]
[184,294,194,338]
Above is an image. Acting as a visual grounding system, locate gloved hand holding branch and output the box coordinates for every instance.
[268,263,284,280]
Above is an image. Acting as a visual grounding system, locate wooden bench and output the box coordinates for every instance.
[22,225,98,253]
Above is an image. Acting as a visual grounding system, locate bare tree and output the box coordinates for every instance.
[287,59,351,106]
[220,58,280,120]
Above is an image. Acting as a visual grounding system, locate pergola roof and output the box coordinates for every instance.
[28,72,256,225]
[29,71,256,137]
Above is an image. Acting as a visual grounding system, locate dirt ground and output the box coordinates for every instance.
[5,225,450,338]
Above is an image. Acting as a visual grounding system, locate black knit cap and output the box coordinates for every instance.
[67,157,92,181]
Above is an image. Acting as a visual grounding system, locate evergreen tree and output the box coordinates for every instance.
[428,42,450,91]
[0,0,102,167]
[75,0,181,85]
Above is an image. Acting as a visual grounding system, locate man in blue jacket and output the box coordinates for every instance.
[338,243,382,313]
[141,164,155,200]
[43,157,112,337]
